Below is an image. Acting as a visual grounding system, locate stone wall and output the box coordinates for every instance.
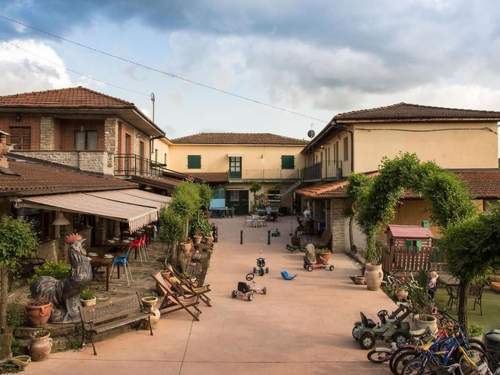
[330,198,347,252]
[12,150,79,168]
[40,117,55,150]
[104,118,118,172]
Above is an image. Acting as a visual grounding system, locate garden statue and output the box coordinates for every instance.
[30,233,93,322]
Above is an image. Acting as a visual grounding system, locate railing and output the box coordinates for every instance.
[382,246,437,274]
[301,162,322,180]
[114,154,168,177]
[228,169,300,180]
[301,160,344,181]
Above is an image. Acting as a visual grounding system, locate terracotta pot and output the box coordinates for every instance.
[204,235,214,246]
[26,303,52,327]
[30,332,53,361]
[414,314,438,334]
[365,263,384,291]
[180,241,192,253]
[80,297,96,307]
[141,297,160,327]
[396,289,409,301]
[353,275,366,285]
[318,252,331,263]
[193,235,202,245]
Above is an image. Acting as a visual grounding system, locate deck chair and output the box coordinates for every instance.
[281,270,297,280]
[162,269,212,307]
[152,272,201,321]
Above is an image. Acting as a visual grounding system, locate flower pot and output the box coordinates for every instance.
[204,235,214,246]
[396,289,409,302]
[180,241,192,253]
[365,263,383,291]
[26,303,52,328]
[317,252,332,263]
[141,297,160,327]
[414,314,438,334]
[80,297,96,307]
[30,332,53,361]
[193,235,202,245]
[353,275,366,285]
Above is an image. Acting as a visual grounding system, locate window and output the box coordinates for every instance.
[164,153,167,166]
[281,155,295,169]
[228,156,242,178]
[10,126,31,150]
[343,137,349,161]
[75,130,97,151]
[188,155,201,169]
[405,239,422,251]
[334,141,339,166]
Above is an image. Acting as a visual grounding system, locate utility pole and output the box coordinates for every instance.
[150,92,156,122]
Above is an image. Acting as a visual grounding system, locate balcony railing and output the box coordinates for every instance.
[300,161,344,181]
[228,168,300,180]
[114,154,168,177]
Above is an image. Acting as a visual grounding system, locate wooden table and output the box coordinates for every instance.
[90,256,113,291]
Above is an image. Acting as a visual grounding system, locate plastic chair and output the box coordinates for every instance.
[281,270,297,280]
[110,248,133,286]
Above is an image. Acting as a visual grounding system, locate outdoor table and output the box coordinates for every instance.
[89,255,113,291]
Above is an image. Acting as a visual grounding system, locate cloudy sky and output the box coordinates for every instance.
[1,0,500,147]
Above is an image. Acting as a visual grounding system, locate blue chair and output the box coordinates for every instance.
[281,270,297,280]
[110,249,133,286]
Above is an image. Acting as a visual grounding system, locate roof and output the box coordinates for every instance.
[172,132,308,145]
[387,225,433,239]
[0,86,164,137]
[0,158,137,196]
[334,102,500,123]
[295,169,500,199]
[188,172,228,183]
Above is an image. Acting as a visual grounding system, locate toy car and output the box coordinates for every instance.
[231,281,254,301]
[352,304,411,349]
[303,256,334,272]
[245,273,267,295]
[253,257,269,276]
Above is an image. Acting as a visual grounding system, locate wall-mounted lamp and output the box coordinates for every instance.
[52,211,70,226]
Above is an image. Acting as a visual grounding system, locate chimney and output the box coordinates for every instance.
[0,130,9,169]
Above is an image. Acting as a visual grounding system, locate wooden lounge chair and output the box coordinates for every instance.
[166,265,212,305]
[152,272,201,321]
[162,269,212,307]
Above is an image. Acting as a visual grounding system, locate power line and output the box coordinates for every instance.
[0,14,328,123]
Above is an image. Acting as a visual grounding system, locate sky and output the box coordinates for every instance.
[0,0,500,152]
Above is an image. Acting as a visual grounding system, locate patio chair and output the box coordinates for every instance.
[281,270,297,281]
[110,248,133,286]
[446,285,458,310]
[152,272,201,321]
[469,283,484,315]
[162,270,212,307]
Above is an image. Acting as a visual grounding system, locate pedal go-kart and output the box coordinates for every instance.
[231,281,254,301]
[253,257,269,276]
[246,273,267,295]
[303,244,334,272]
[352,304,411,349]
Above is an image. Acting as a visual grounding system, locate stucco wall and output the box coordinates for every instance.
[151,138,170,166]
[353,122,498,172]
[168,144,305,179]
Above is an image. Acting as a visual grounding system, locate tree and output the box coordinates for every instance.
[439,203,500,332]
[170,182,201,241]
[0,216,37,359]
[345,173,372,253]
[159,207,184,265]
[249,182,261,211]
[197,184,212,212]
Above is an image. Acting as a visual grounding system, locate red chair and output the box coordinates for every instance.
[129,238,145,262]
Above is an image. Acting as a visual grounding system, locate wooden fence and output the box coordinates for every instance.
[382,246,435,275]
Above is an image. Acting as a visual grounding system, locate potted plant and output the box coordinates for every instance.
[26,298,52,328]
[159,207,184,266]
[364,240,384,291]
[29,328,53,361]
[407,280,438,333]
[80,288,96,307]
[0,217,37,360]
[316,248,332,263]
[170,183,200,256]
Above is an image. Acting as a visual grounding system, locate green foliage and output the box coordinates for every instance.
[31,261,71,283]
[159,207,184,247]
[170,182,200,220]
[345,173,372,217]
[6,304,26,328]
[190,214,212,236]
[80,288,96,300]
[249,182,261,194]
[468,324,483,337]
[197,184,212,210]
[0,216,37,269]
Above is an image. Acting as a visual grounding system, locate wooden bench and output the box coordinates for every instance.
[79,294,153,355]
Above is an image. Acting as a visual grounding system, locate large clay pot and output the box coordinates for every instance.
[30,332,53,361]
[180,241,192,253]
[204,235,214,246]
[365,263,384,291]
[141,297,160,327]
[414,314,438,334]
[26,303,52,328]
[192,235,202,245]
[318,252,332,264]
[80,297,97,307]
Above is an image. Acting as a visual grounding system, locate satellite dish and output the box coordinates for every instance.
[307,129,316,139]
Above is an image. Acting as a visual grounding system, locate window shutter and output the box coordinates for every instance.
[188,155,201,169]
[415,240,422,250]
[281,155,295,169]
[404,239,412,249]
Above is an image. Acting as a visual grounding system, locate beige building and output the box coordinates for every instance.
[168,133,307,214]
[297,102,500,252]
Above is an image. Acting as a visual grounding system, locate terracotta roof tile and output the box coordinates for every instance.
[188,172,229,183]
[0,86,133,108]
[335,102,500,122]
[387,225,433,239]
[172,132,308,145]
[0,159,137,196]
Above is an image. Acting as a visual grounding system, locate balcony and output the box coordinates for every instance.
[114,153,168,177]
[301,161,343,181]
[228,168,300,181]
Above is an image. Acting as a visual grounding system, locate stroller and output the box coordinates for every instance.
[232,281,254,301]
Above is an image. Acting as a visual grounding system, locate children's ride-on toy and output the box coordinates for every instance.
[231,282,254,301]
[281,270,297,280]
[245,273,267,295]
[253,257,269,276]
[303,244,334,272]
[352,304,411,349]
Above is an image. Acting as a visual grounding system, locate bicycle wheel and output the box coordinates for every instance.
[367,348,392,363]
[459,347,490,375]
[402,358,433,375]
[391,349,418,375]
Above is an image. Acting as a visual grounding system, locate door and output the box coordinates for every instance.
[124,134,132,174]
[225,190,249,215]
[10,127,31,150]
[229,156,242,179]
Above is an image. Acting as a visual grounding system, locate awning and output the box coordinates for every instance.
[86,190,170,210]
[20,191,159,232]
[120,189,171,205]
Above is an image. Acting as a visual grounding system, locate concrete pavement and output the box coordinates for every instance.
[27,216,394,375]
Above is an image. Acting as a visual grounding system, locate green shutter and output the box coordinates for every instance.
[187,155,201,169]
[421,220,430,228]
[415,240,422,250]
[404,239,412,250]
[281,155,295,169]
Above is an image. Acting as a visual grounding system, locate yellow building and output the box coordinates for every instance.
[297,102,500,252]
[168,133,307,214]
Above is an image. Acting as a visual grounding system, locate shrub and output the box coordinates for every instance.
[159,207,184,247]
[198,184,212,211]
[80,288,96,300]
[31,261,71,282]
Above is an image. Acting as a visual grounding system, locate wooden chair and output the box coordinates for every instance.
[152,272,201,321]
[469,283,484,315]
[446,285,458,310]
[163,267,212,307]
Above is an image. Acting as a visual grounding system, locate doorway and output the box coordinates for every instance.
[225,189,249,215]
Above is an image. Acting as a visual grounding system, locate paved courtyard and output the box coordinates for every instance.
[27,217,395,375]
